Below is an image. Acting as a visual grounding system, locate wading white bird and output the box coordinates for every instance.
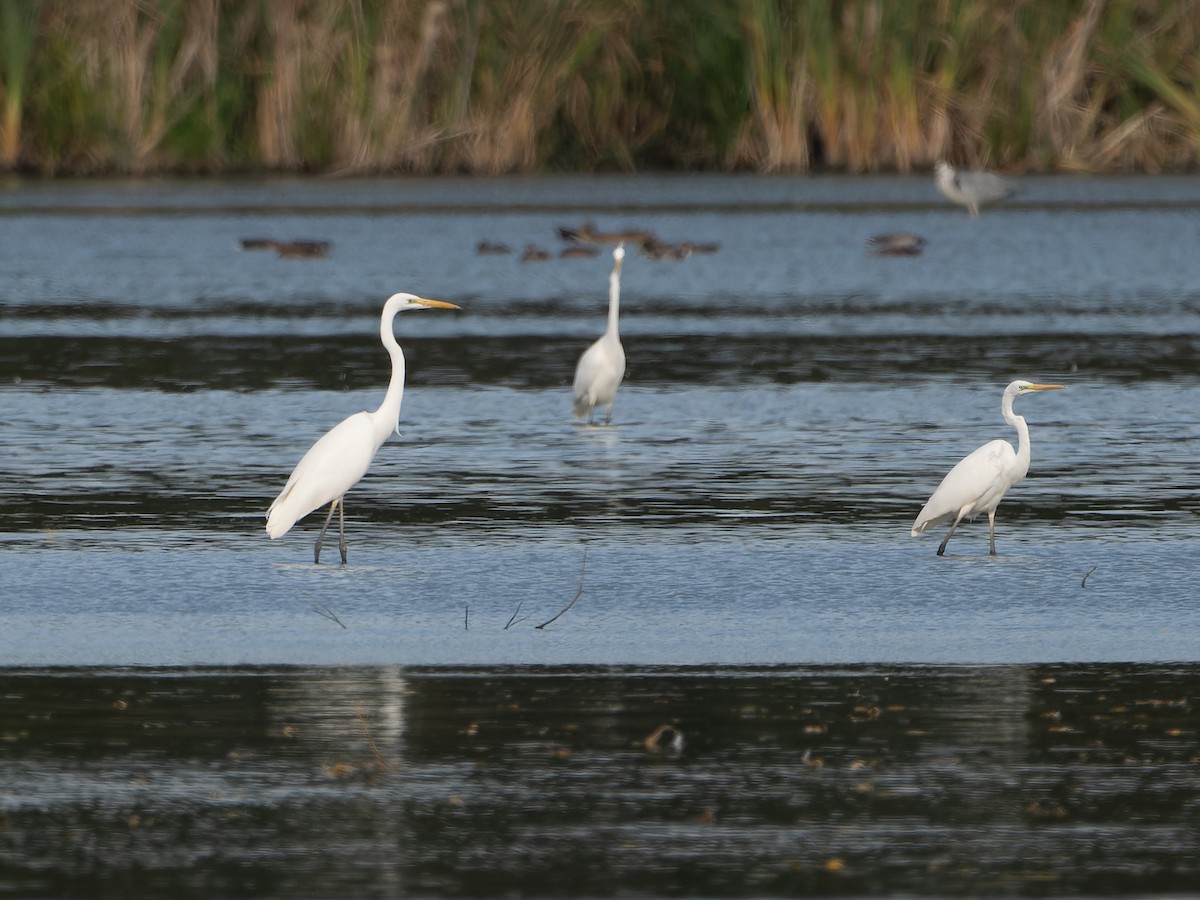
[266,293,460,564]
[934,161,1016,218]
[911,380,1064,556]
[572,244,626,425]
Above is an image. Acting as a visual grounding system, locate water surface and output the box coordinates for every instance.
[3,664,1198,898]
[3,174,1198,667]
[2,174,1200,897]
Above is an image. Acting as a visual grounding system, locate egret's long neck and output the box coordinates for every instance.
[373,308,406,442]
[1003,391,1032,476]
[605,263,622,337]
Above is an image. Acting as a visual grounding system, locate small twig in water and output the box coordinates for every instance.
[1081,565,1098,588]
[536,547,588,630]
[356,710,391,773]
[464,605,469,631]
[504,600,528,630]
[313,601,346,629]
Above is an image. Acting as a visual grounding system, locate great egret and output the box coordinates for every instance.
[572,244,626,425]
[911,380,1064,556]
[934,161,1015,218]
[266,293,460,564]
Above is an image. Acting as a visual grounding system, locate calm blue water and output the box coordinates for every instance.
[3,176,1200,899]
[2,174,1199,667]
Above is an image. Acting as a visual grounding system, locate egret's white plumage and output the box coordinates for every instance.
[266,292,460,563]
[934,161,1016,218]
[572,244,626,425]
[912,380,1064,556]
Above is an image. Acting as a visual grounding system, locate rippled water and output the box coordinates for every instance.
[3,664,1199,898]
[2,175,1199,896]
[3,174,1199,666]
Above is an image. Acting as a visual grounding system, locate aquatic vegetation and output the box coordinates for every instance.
[2,0,1200,174]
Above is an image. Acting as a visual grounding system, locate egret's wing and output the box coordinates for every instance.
[266,411,378,538]
[963,170,1016,203]
[911,439,1016,535]
[572,335,626,415]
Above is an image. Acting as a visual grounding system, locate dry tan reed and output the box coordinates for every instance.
[2,0,1199,175]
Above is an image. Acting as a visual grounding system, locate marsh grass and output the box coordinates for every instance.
[0,0,39,167]
[2,0,1198,175]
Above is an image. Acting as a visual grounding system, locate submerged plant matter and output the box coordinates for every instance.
[4,0,1200,174]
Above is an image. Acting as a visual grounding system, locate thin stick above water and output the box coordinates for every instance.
[313,601,346,629]
[536,548,588,630]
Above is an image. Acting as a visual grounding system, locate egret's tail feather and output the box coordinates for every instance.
[265,512,295,539]
[265,489,300,539]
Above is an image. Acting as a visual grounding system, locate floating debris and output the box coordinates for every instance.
[644,723,685,755]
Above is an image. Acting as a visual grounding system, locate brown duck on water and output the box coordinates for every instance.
[238,238,331,258]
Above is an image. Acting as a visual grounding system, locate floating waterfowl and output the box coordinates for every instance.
[560,245,600,259]
[867,232,927,256]
[476,240,512,255]
[238,238,331,258]
[273,240,331,259]
[558,221,658,246]
[639,238,692,261]
[521,244,551,262]
[237,238,276,251]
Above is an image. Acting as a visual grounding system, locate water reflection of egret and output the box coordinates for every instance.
[572,244,626,425]
[912,380,1064,556]
[935,161,1016,218]
[266,293,460,564]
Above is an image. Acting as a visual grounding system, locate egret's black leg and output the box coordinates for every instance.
[988,511,997,556]
[937,512,966,557]
[937,528,954,556]
[338,501,348,565]
[314,501,337,564]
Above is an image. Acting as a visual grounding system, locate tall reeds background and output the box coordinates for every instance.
[2,0,1197,175]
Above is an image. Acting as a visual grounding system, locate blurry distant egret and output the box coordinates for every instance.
[572,244,626,425]
[266,293,460,564]
[934,161,1015,218]
[911,380,1064,556]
